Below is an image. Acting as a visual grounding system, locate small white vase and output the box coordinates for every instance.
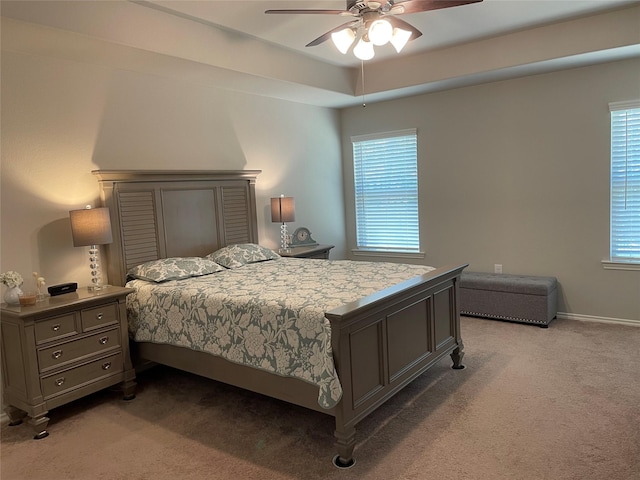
[4,286,23,306]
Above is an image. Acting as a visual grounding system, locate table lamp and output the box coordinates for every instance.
[271,195,295,253]
[69,205,113,291]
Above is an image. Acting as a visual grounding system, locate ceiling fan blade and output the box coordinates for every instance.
[386,16,423,40]
[392,0,482,15]
[306,21,359,47]
[265,9,347,15]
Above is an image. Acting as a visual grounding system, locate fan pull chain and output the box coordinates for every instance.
[361,60,366,108]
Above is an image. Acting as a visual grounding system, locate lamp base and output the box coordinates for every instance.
[280,223,291,253]
[88,245,107,292]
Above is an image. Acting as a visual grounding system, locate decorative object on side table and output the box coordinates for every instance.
[1,270,24,305]
[69,205,113,291]
[18,291,37,306]
[33,271,47,302]
[271,195,295,253]
[290,226,318,247]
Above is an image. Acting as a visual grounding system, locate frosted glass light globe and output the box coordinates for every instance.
[353,38,375,60]
[368,19,393,46]
[331,28,356,54]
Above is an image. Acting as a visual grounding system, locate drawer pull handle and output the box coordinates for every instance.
[55,377,65,387]
[96,313,103,320]
[52,350,63,359]
[99,336,109,345]
[52,324,61,332]
[102,362,111,370]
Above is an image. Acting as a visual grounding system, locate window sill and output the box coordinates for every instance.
[602,260,640,271]
[352,249,425,260]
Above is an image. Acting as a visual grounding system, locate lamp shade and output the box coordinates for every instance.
[70,207,113,246]
[271,196,295,223]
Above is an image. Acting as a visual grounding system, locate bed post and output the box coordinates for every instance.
[450,275,466,369]
[333,425,357,468]
[451,341,465,369]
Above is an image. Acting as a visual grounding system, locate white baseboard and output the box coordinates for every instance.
[557,312,640,327]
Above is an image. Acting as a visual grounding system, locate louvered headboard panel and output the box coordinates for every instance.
[93,170,261,286]
[118,191,160,272]
[221,186,254,245]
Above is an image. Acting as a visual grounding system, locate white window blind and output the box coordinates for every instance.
[352,129,419,252]
[610,101,640,262]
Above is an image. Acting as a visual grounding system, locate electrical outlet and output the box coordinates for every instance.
[494,264,503,274]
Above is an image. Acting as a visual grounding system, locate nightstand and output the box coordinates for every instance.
[280,244,335,259]
[1,286,136,439]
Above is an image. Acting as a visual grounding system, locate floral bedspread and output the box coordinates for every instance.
[126,258,435,409]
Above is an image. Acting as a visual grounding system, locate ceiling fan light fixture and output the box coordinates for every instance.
[390,27,412,53]
[353,38,375,61]
[368,18,393,46]
[266,0,483,60]
[331,28,356,54]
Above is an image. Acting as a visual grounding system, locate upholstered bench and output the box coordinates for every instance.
[459,272,558,327]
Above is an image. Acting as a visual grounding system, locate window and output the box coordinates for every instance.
[352,129,419,253]
[609,101,640,266]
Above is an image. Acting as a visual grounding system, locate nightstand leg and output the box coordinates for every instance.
[28,413,50,439]
[121,377,137,401]
[5,405,27,426]
[121,368,137,400]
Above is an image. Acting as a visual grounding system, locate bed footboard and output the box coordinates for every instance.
[325,264,467,468]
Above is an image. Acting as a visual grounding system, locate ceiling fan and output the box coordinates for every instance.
[265,1,483,60]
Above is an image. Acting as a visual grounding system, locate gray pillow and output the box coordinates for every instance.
[127,257,225,282]
[206,243,280,269]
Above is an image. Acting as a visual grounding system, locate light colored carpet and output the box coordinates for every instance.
[2,316,639,480]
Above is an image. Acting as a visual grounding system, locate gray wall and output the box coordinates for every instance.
[341,58,640,321]
[1,36,638,322]
[0,50,346,289]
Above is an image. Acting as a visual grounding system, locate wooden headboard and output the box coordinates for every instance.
[93,170,261,286]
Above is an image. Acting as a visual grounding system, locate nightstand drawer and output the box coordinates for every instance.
[40,352,123,399]
[37,327,121,372]
[81,303,118,331]
[35,314,77,344]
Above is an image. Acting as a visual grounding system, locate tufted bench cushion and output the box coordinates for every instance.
[459,272,558,327]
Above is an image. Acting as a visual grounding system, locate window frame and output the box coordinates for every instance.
[351,128,423,258]
[604,100,640,271]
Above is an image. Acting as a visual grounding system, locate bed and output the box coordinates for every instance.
[94,170,468,468]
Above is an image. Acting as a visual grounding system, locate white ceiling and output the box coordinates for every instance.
[138,0,638,67]
[2,0,639,107]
